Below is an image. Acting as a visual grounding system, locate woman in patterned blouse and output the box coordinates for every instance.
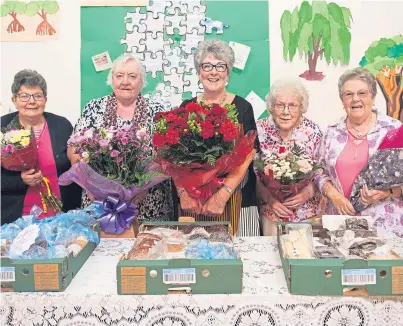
[315,68,403,234]
[256,79,323,235]
[68,54,175,222]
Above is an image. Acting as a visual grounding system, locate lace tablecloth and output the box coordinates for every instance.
[2,237,403,326]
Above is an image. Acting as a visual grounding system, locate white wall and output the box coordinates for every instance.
[270,0,403,130]
[1,1,81,124]
[1,1,402,130]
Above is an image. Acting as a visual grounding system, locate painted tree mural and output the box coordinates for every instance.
[1,0,59,35]
[280,1,352,81]
[360,35,403,122]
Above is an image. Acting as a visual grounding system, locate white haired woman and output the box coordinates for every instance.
[315,67,402,233]
[256,79,323,235]
[176,39,260,237]
[69,53,174,222]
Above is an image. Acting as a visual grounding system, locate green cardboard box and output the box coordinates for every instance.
[278,222,403,296]
[117,221,243,295]
[0,239,98,292]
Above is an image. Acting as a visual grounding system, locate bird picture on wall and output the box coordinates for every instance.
[0,0,60,41]
[360,35,403,122]
[280,1,353,81]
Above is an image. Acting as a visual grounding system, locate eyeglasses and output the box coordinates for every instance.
[274,103,300,112]
[343,90,370,100]
[200,63,228,72]
[17,93,45,102]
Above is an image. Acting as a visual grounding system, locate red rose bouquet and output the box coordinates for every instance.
[152,102,256,204]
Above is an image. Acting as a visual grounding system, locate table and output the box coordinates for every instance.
[2,237,403,326]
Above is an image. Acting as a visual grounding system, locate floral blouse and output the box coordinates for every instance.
[314,109,403,235]
[74,94,175,222]
[256,115,323,221]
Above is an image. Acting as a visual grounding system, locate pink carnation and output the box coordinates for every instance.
[110,150,120,158]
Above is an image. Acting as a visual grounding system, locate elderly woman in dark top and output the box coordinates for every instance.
[1,69,81,224]
[69,53,175,222]
[177,39,260,236]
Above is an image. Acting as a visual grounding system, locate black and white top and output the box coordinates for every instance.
[74,94,175,222]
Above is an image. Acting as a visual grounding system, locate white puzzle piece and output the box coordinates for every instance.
[164,71,185,93]
[166,0,186,15]
[147,0,167,19]
[183,8,205,34]
[181,0,206,13]
[180,30,204,54]
[179,53,196,73]
[142,52,164,78]
[201,18,229,34]
[168,91,184,109]
[183,73,203,97]
[143,14,165,38]
[165,11,187,35]
[121,31,146,53]
[163,47,185,74]
[124,8,147,33]
[145,32,164,54]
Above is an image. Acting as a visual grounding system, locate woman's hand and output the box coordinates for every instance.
[283,186,312,209]
[360,185,389,206]
[266,196,294,219]
[201,188,230,216]
[21,169,42,187]
[329,190,356,215]
[179,189,202,214]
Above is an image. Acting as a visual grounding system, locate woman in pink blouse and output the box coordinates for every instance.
[315,67,403,234]
[256,79,323,235]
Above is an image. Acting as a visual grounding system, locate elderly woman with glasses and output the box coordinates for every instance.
[176,39,260,236]
[256,79,323,235]
[69,53,175,222]
[1,69,81,224]
[315,67,403,231]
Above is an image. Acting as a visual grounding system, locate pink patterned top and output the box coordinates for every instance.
[256,115,323,221]
[314,110,403,235]
[335,133,369,198]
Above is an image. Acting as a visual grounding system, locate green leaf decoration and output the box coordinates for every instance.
[25,2,40,16]
[280,10,291,60]
[13,1,27,14]
[1,4,11,16]
[43,1,59,14]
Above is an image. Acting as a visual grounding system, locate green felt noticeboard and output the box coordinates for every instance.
[80,1,270,118]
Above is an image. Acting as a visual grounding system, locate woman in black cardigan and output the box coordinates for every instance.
[1,69,81,225]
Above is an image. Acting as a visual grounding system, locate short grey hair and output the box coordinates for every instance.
[194,39,235,74]
[265,78,309,114]
[107,53,147,88]
[11,69,47,97]
[338,67,377,99]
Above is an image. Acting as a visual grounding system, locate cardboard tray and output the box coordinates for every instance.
[277,222,403,296]
[116,221,243,295]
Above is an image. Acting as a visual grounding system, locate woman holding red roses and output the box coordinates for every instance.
[256,79,323,235]
[175,39,260,237]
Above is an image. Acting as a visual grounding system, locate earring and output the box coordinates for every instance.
[225,81,228,86]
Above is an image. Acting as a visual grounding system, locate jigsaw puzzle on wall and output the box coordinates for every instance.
[121,0,215,110]
[80,1,269,113]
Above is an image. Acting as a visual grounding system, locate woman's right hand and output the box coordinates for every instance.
[21,169,42,187]
[329,191,356,215]
[179,189,201,214]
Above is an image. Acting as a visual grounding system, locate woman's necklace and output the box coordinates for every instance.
[201,91,227,106]
[347,115,372,160]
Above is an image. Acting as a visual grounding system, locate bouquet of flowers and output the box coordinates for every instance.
[255,145,320,219]
[1,128,37,171]
[59,125,166,234]
[1,119,62,214]
[350,125,403,212]
[152,101,256,204]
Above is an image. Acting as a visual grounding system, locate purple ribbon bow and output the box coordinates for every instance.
[94,196,138,234]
